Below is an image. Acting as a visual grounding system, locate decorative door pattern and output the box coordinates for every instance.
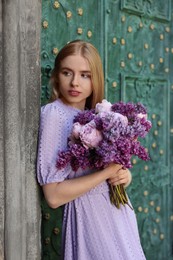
[41,1,173,259]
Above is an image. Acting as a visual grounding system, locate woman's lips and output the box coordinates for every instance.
[68,90,81,97]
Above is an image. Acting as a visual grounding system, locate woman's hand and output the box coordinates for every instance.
[103,163,123,179]
[108,168,132,187]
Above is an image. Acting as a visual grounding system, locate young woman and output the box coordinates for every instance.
[37,40,146,259]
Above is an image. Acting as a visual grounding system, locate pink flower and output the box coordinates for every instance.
[79,120,102,149]
[137,113,147,120]
[72,122,83,139]
[113,112,128,125]
[95,99,112,113]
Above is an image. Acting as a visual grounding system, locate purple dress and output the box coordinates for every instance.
[37,99,146,260]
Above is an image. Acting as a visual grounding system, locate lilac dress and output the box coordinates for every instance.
[37,99,146,260]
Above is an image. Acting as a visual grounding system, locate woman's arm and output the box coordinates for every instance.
[42,164,131,208]
[38,104,132,209]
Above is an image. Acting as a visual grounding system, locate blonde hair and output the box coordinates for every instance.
[50,40,104,109]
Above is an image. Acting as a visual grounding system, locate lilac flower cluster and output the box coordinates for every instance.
[56,100,152,171]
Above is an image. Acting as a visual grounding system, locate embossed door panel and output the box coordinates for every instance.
[105,1,172,259]
[121,75,170,258]
[41,1,173,259]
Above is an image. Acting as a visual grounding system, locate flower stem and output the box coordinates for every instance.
[109,184,133,210]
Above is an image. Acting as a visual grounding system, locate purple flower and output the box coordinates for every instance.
[99,111,128,130]
[56,150,72,169]
[74,110,95,125]
[56,99,152,172]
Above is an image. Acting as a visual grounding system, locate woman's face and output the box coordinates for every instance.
[57,54,93,110]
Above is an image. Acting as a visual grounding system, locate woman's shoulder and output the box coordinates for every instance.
[41,99,70,120]
[40,99,80,128]
[41,99,80,118]
[39,100,67,128]
[41,99,63,113]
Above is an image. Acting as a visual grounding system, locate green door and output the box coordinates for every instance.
[41,1,173,259]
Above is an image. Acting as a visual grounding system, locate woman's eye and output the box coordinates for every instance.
[81,73,91,78]
[62,71,72,76]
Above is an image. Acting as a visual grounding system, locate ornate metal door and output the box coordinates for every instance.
[41,1,173,259]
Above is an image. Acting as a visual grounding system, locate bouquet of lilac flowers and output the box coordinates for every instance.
[56,99,152,208]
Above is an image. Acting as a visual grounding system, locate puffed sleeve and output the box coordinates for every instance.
[37,102,72,185]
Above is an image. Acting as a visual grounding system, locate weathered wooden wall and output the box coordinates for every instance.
[0,0,41,259]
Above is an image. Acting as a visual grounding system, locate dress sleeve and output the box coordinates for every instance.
[37,103,72,185]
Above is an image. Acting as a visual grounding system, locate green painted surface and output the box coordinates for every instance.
[41,1,173,259]
[41,197,63,259]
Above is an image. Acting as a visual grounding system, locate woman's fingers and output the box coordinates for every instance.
[108,169,130,186]
[105,163,123,178]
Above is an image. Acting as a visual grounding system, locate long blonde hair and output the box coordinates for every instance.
[50,40,104,109]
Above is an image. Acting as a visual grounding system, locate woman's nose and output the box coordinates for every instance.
[71,74,79,87]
